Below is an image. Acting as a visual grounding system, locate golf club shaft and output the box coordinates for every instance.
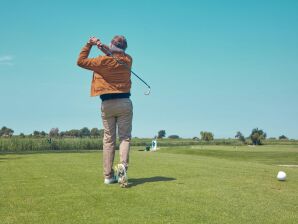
[98,44,151,90]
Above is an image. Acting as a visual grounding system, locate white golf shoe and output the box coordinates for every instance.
[115,164,128,188]
[104,176,117,185]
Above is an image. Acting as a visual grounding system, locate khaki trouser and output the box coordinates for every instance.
[101,98,133,179]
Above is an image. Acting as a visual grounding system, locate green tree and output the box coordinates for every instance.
[80,127,91,137]
[33,131,40,137]
[59,131,65,138]
[0,126,14,137]
[235,131,246,144]
[279,135,288,140]
[158,130,166,139]
[19,133,25,138]
[49,128,59,138]
[40,131,47,137]
[250,128,266,145]
[0,126,6,136]
[99,129,104,137]
[90,128,104,138]
[67,129,80,137]
[200,131,214,141]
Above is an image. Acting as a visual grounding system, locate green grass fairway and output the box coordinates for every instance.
[1,145,297,224]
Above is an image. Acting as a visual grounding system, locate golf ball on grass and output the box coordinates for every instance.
[277,171,287,181]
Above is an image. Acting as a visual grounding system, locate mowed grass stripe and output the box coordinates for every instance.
[0,146,297,224]
[160,145,298,165]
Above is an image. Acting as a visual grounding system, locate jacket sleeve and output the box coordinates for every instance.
[77,43,103,71]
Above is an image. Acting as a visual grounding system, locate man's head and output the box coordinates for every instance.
[111,35,127,51]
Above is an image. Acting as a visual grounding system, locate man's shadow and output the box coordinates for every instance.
[128,176,176,187]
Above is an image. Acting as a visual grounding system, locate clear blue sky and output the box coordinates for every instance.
[0,0,297,139]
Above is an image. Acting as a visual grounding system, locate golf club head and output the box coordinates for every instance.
[144,87,151,95]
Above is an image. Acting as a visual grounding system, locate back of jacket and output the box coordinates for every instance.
[77,43,132,96]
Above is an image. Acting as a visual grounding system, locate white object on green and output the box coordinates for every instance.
[151,139,157,151]
[277,171,287,181]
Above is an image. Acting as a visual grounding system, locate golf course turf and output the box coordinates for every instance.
[1,145,297,223]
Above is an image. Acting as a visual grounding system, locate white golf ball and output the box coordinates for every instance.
[277,171,287,181]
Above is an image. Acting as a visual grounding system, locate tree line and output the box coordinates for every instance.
[156,128,289,145]
[0,126,104,138]
[0,126,291,145]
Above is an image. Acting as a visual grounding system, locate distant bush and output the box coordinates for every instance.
[91,128,104,138]
[0,126,14,137]
[49,128,59,138]
[168,135,180,139]
[158,130,166,139]
[250,128,266,145]
[200,131,214,141]
[80,127,91,137]
[268,137,276,140]
[235,131,246,144]
[279,135,288,140]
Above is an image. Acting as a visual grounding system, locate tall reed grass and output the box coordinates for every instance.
[0,137,296,152]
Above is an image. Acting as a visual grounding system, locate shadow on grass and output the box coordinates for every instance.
[128,176,176,187]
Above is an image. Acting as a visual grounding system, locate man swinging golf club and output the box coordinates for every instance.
[77,35,132,187]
